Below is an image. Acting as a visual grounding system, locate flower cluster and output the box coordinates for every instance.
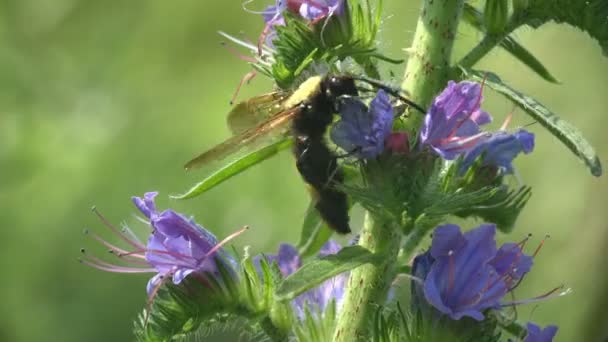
[257,241,347,318]
[83,191,346,323]
[329,80,533,176]
[419,80,534,174]
[81,192,244,296]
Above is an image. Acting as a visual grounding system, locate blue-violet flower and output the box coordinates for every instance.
[258,241,346,317]
[524,322,558,342]
[411,223,533,321]
[330,90,394,159]
[420,80,534,174]
[81,192,244,297]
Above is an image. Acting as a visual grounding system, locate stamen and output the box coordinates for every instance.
[257,15,280,55]
[517,233,532,249]
[221,42,258,63]
[218,31,274,58]
[121,223,144,246]
[241,0,272,14]
[79,253,156,274]
[500,106,516,131]
[532,234,550,258]
[205,225,250,257]
[92,206,145,250]
[501,285,572,307]
[145,248,198,264]
[85,229,146,259]
[230,70,258,105]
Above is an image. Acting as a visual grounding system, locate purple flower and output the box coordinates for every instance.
[524,322,558,342]
[419,80,534,174]
[459,130,534,174]
[81,192,244,297]
[263,0,344,23]
[411,223,533,321]
[294,0,345,22]
[330,90,394,159]
[259,0,345,48]
[420,81,491,159]
[258,241,346,317]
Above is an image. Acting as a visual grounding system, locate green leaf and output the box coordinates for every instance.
[462,4,559,83]
[173,138,293,200]
[513,0,608,57]
[297,202,334,259]
[461,68,602,177]
[275,246,382,301]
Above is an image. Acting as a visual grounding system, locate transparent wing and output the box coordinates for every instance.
[227,91,289,135]
[185,106,299,170]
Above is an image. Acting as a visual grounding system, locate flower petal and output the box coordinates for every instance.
[525,322,558,342]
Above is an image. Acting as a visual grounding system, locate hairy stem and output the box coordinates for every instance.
[401,0,466,129]
[332,212,401,341]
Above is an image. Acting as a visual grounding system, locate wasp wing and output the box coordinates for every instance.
[227,91,289,135]
[185,106,300,170]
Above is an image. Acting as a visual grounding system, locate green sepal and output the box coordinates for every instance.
[461,68,602,177]
[134,259,247,341]
[462,4,559,83]
[134,252,294,342]
[294,300,337,342]
[173,138,292,200]
[370,304,504,342]
[275,246,383,302]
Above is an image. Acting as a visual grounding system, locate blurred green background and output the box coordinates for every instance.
[0,0,606,341]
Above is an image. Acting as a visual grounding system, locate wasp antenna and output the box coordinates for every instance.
[353,76,427,114]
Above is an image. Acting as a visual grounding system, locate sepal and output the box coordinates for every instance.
[370,304,503,342]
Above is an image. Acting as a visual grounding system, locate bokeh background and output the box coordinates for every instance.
[0,1,606,341]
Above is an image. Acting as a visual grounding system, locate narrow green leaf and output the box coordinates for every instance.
[461,68,602,177]
[297,202,334,259]
[462,4,559,83]
[275,246,382,301]
[499,36,559,83]
[173,138,293,200]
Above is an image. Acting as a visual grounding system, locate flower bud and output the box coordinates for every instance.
[484,0,509,34]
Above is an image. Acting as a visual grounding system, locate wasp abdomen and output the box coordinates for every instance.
[294,137,351,234]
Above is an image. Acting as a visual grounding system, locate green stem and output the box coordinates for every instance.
[401,0,466,129]
[332,211,401,341]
